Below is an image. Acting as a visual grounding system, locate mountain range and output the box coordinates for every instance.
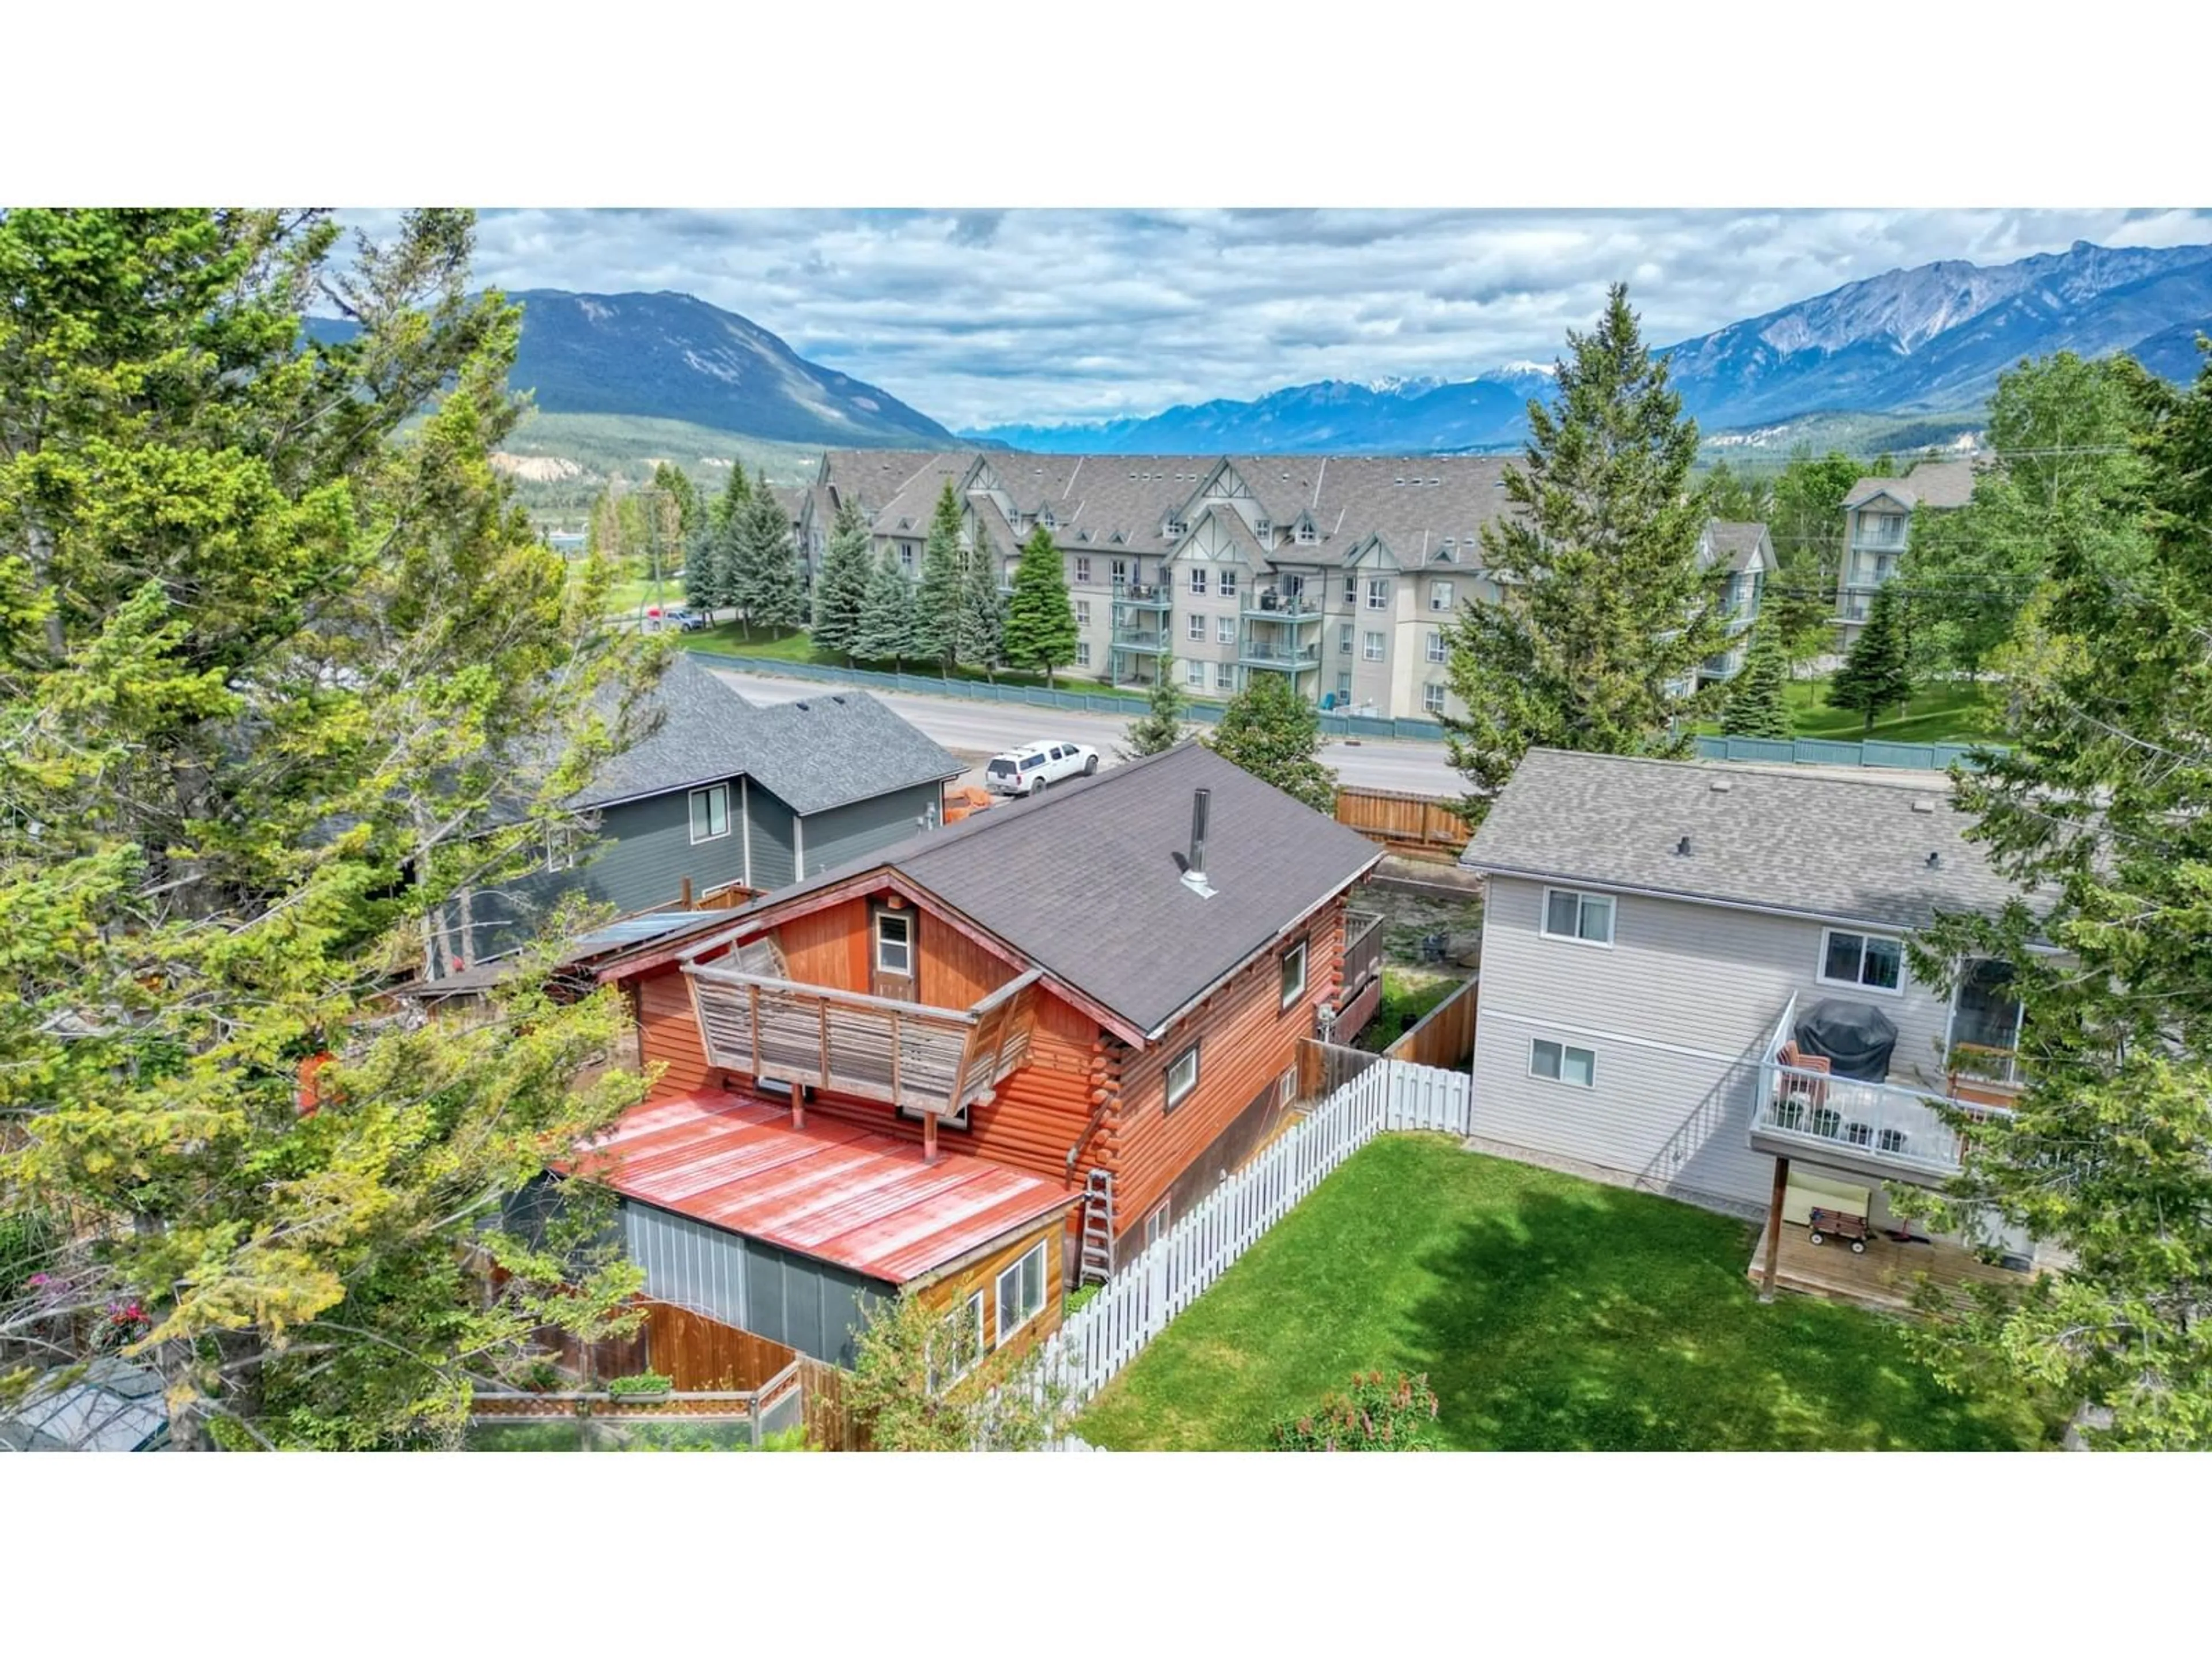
[312,290,956,449]
[969,239,2212,454]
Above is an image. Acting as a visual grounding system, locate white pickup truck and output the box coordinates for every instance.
[983,740,1101,797]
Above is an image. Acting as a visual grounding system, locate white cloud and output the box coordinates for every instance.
[338,207,2212,431]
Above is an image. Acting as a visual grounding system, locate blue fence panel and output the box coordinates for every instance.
[1344,715,1396,740]
[1393,718,1445,743]
[1791,738,1864,767]
[1861,740,1936,770]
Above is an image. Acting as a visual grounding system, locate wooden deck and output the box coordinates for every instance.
[1748,1222,2037,1313]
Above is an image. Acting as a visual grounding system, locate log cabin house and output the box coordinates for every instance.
[576,741,1385,1369]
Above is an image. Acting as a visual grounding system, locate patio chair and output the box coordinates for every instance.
[1774,1042,1831,1117]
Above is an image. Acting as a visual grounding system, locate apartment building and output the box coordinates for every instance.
[1834,457,1978,646]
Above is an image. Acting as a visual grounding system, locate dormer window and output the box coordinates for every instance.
[1255,518,1271,537]
[1165,518,1187,538]
[1296,522,1316,545]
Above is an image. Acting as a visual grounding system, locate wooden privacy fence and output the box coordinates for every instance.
[1386,976,1479,1070]
[1032,1058,1473,1412]
[1334,786,1472,861]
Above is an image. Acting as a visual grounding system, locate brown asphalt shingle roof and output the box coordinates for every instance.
[695,743,1381,1039]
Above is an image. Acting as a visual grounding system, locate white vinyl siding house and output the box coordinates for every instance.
[1469,873,1959,1214]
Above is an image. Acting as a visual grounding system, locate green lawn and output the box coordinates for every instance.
[1782,678,2005,744]
[682,625,1080,694]
[1077,1137,2058,1452]
[1354,969,1460,1053]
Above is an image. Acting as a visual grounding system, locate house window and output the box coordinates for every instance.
[1279,938,1308,1009]
[1166,518,1187,538]
[1529,1038,1596,1088]
[1429,579,1453,612]
[929,1291,987,1391]
[1255,520,1271,539]
[1187,612,1206,641]
[1296,522,1316,544]
[1111,558,1128,585]
[994,1242,1048,1347]
[900,546,915,573]
[1338,624,1353,655]
[1336,672,1352,699]
[1366,578,1390,611]
[1188,567,1207,596]
[1217,616,1236,645]
[1142,1202,1171,1252]
[1219,569,1238,598]
[688,784,731,844]
[1185,660,1206,688]
[1423,683,1446,716]
[1165,1042,1199,1112]
[1820,927,1904,994]
[1074,556,1091,584]
[874,908,914,976]
[1075,599,1092,627]
[1215,662,1236,691]
[543,817,582,873]
[1362,631,1385,662]
[1343,576,1359,605]
[1541,887,1614,947]
[1426,629,1446,664]
[1075,641,1092,668]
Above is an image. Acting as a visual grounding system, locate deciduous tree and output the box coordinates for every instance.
[1207,673,1338,815]
[1442,284,1730,823]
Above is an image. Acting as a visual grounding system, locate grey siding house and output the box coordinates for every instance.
[1460,749,2045,1266]
[431,656,960,975]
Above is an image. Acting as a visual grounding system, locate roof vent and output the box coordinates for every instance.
[793,700,809,711]
[1181,787,1217,899]
[1910,797,1936,814]
[1709,777,1733,793]
[1676,836,1693,857]
[831,695,846,704]
[1926,851,1942,870]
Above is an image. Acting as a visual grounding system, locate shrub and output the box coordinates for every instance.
[1271,1370,1440,1451]
[604,1371,673,1397]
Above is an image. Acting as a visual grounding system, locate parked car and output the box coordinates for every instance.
[984,740,1100,797]
[647,606,710,633]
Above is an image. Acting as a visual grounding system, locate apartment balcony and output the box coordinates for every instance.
[1243,589,1323,622]
[684,963,1042,1120]
[1747,995,2016,1187]
[1111,579,1172,610]
[1109,624,1168,653]
[1850,527,1908,552]
[1237,638,1323,671]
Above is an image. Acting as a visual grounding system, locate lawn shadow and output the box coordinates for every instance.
[1397,1181,2037,1452]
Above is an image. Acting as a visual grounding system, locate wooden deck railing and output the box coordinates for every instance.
[1342,908,1384,1002]
[685,963,1042,1118]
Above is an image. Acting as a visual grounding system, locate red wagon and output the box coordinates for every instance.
[1806,1205,1870,1253]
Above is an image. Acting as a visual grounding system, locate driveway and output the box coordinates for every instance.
[706,666,1468,797]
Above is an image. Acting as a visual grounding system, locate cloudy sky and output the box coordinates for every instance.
[361,208,2212,431]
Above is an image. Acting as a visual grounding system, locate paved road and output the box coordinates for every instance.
[707,666,1468,796]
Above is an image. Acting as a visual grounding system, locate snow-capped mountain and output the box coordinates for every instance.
[970,240,2212,454]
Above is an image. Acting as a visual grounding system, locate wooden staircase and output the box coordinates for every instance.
[1078,1168,1116,1285]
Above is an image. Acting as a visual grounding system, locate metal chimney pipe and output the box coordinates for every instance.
[1182,788,1217,898]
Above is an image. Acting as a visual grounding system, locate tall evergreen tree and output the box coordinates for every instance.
[682,512,724,616]
[1828,581,1914,731]
[1440,284,1732,824]
[950,526,1005,676]
[733,471,804,638]
[1721,622,1791,738]
[1002,522,1078,687]
[812,498,876,662]
[1904,344,2212,1449]
[915,480,965,667]
[1206,673,1338,815]
[855,547,918,669]
[1120,655,1194,758]
[651,460,702,545]
[712,456,752,532]
[0,209,655,1450]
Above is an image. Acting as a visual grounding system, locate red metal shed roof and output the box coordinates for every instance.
[572,1088,1077,1285]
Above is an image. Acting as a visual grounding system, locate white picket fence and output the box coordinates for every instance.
[1032,1057,1473,1414]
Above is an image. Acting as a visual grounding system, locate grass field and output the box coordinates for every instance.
[1782,678,2005,744]
[1076,1137,2058,1452]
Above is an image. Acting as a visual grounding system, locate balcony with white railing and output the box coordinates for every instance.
[1111,579,1173,611]
[1243,589,1323,622]
[1238,634,1324,671]
[1748,994,2014,1185]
